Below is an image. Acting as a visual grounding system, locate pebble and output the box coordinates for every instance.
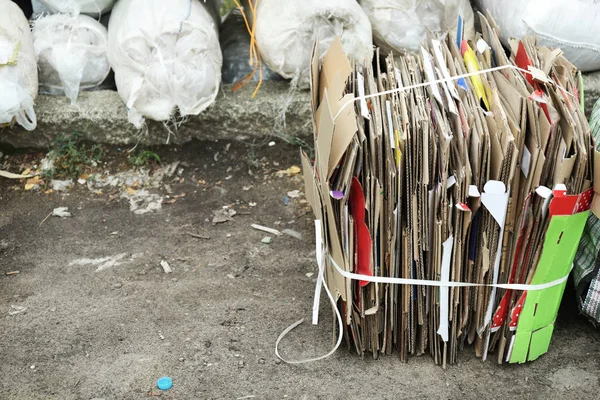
[179,357,185,362]
[238,361,245,368]
[258,358,265,364]
[113,283,123,289]
[261,236,273,244]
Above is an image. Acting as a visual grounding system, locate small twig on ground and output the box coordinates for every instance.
[39,211,53,227]
[185,232,211,240]
[251,224,282,236]
[0,170,34,179]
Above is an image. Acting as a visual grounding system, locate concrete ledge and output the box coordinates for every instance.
[3,72,600,149]
[1,81,312,148]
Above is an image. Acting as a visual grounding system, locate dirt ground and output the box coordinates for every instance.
[1,140,599,400]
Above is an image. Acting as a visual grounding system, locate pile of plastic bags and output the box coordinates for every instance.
[33,13,110,104]
[0,0,38,131]
[39,0,116,16]
[4,0,600,133]
[251,0,373,89]
[107,0,222,128]
[475,0,600,72]
[360,0,474,54]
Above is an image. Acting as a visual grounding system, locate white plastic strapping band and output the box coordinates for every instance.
[327,254,570,291]
[275,223,573,364]
[332,64,574,121]
[275,220,344,364]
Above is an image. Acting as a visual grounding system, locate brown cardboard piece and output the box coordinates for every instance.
[302,13,593,364]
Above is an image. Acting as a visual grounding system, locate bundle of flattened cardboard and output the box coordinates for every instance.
[301,12,600,366]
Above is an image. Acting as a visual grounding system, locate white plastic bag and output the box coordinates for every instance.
[39,0,116,17]
[107,0,222,128]
[32,0,51,18]
[0,0,38,131]
[475,0,600,72]
[33,13,110,105]
[252,0,373,89]
[360,0,474,54]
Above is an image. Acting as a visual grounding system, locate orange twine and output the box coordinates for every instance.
[232,0,263,98]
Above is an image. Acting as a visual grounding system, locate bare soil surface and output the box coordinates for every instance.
[1,140,599,399]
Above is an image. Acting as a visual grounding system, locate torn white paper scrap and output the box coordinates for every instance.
[52,207,72,218]
[476,38,490,54]
[446,175,457,189]
[468,185,481,198]
[480,180,510,360]
[421,46,443,105]
[521,146,532,178]
[357,71,370,120]
[160,260,172,274]
[9,305,27,316]
[51,179,73,192]
[437,235,454,342]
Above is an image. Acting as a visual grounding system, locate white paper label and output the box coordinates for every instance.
[395,67,403,89]
[521,146,532,178]
[431,39,460,101]
[446,175,457,189]
[468,185,481,198]
[386,100,395,149]
[437,235,454,342]
[421,47,443,105]
[357,72,370,120]
[476,38,490,54]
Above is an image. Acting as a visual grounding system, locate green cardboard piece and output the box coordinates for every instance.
[509,211,589,363]
[528,323,555,361]
[510,331,531,364]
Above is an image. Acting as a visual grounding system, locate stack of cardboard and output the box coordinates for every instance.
[301,12,598,366]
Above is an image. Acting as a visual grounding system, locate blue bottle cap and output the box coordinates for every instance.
[157,376,172,390]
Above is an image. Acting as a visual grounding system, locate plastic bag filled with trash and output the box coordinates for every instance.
[31,0,50,18]
[475,0,600,72]
[248,0,373,89]
[360,0,474,54]
[33,13,110,104]
[107,0,223,128]
[0,0,38,131]
[39,0,116,16]
[220,8,282,85]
